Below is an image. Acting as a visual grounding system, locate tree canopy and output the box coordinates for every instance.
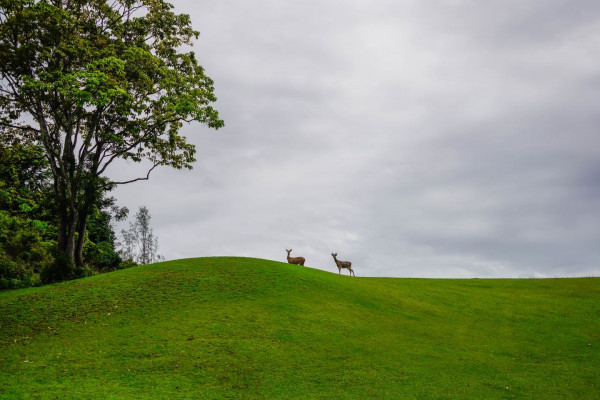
[0,0,223,270]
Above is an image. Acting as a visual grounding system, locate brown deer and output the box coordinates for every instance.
[331,253,355,277]
[286,249,305,266]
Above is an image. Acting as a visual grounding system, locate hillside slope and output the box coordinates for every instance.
[1,257,599,399]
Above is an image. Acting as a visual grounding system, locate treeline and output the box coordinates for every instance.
[0,139,130,289]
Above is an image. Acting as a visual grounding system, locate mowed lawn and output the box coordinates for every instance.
[0,257,598,399]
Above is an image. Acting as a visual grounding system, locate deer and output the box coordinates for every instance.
[286,249,305,266]
[331,253,355,277]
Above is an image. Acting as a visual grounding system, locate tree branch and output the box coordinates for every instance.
[108,162,159,186]
[0,122,41,134]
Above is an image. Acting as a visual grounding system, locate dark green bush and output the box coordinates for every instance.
[40,250,75,284]
[0,212,54,289]
[83,240,122,272]
[0,251,42,290]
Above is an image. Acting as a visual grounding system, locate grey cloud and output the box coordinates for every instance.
[109,0,600,277]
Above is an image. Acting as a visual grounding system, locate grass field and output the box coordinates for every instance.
[0,257,599,399]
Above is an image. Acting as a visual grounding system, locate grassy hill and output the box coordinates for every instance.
[0,257,598,399]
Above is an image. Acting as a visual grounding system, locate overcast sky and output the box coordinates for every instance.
[109,0,600,278]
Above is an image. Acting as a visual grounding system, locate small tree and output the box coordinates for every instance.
[120,206,163,265]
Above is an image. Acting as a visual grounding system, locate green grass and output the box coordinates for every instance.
[1,257,599,399]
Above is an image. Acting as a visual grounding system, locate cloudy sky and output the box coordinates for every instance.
[110,0,600,278]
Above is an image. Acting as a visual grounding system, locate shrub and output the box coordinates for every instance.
[0,212,55,289]
[0,251,42,290]
[83,240,122,272]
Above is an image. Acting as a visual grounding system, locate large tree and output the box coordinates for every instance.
[0,0,223,268]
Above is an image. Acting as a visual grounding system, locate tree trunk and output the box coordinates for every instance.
[57,210,68,259]
[57,206,77,264]
[74,195,93,268]
[55,175,77,266]
[75,218,86,268]
[74,178,100,268]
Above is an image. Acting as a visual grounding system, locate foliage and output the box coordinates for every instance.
[83,240,121,272]
[0,136,54,227]
[39,245,88,284]
[0,212,50,289]
[82,198,128,271]
[119,205,163,265]
[0,139,55,288]
[0,0,223,267]
[0,257,598,399]
[0,140,129,288]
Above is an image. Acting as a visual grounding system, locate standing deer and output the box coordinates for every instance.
[331,253,355,277]
[286,249,305,266]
